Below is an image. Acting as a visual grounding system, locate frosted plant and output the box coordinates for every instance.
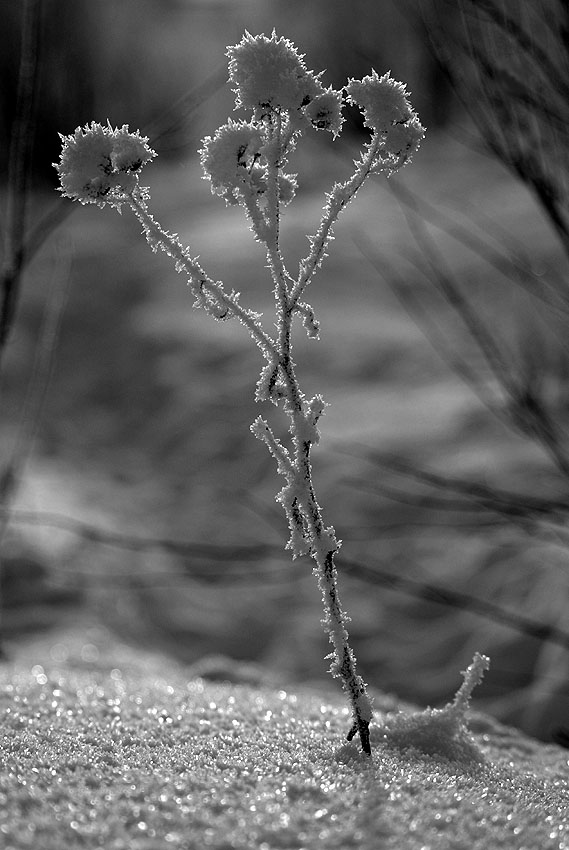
[381,652,490,763]
[55,32,424,756]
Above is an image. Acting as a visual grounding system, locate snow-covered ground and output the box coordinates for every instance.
[1,626,567,849]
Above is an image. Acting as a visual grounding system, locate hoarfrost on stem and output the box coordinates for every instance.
[55,32,426,757]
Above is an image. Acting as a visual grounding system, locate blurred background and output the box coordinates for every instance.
[2,0,569,744]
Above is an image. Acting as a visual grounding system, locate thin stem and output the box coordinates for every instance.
[127,191,277,360]
[259,113,373,754]
[291,135,382,308]
[264,113,294,358]
[276,350,373,754]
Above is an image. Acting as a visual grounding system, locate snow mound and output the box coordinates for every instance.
[0,638,567,849]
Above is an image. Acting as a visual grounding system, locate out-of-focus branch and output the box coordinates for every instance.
[428,0,569,260]
[4,506,569,652]
[0,0,42,354]
[341,445,569,532]
[383,177,569,316]
[379,177,569,478]
[340,556,569,653]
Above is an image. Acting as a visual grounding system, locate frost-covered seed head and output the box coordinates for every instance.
[55,122,155,206]
[383,115,425,163]
[200,119,265,201]
[227,31,323,112]
[346,71,413,132]
[345,71,425,172]
[304,89,344,137]
[110,126,156,172]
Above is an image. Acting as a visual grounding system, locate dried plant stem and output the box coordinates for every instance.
[280,354,372,754]
[54,33,425,756]
[309,527,372,754]
[128,122,375,752]
[126,192,276,359]
[255,117,373,753]
[291,135,381,306]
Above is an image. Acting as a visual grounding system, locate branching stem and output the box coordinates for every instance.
[54,35,424,756]
[259,115,374,753]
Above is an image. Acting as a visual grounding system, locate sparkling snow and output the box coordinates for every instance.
[0,631,567,849]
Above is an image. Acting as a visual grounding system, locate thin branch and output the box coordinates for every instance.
[0,0,42,354]
[5,507,569,652]
[430,0,569,260]
[20,199,74,266]
[383,176,569,316]
[1,508,279,560]
[341,556,569,653]
[465,0,569,104]
[386,178,517,396]
[146,64,228,154]
[355,234,503,419]
[341,445,569,524]
[386,180,569,477]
